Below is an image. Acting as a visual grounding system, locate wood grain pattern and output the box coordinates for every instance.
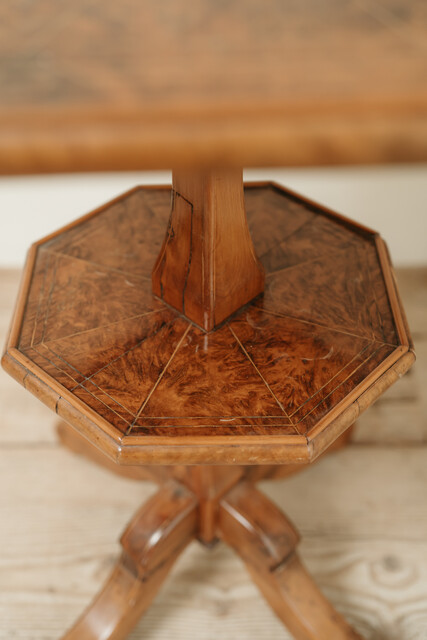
[62,482,198,640]
[219,483,364,639]
[2,183,414,464]
[1,0,427,172]
[152,169,264,331]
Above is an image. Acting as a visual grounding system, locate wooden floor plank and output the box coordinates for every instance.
[1,447,427,639]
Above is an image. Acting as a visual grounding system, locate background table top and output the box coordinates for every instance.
[1,0,427,173]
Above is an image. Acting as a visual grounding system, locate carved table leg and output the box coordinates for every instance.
[62,481,198,640]
[57,425,363,639]
[219,482,364,640]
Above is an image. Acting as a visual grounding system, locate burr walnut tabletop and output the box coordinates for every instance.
[3,183,414,466]
[2,0,427,174]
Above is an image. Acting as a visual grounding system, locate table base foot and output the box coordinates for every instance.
[58,423,364,640]
[220,482,363,640]
[61,482,198,640]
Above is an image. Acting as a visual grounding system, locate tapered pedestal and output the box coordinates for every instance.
[152,169,265,331]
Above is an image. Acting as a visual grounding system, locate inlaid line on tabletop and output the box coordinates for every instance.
[138,194,171,224]
[40,324,161,394]
[179,192,194,318]
[20,346,135,430]
[34,333,384,430]
[29,252,54,348]
[40,344,95,387]
[351,243,378,343]
[361,243,396,345]
[295,344,395,427]
[131,415,294,420]
[287,341,377,419]
[264,255,333,279]
[263,237,358,277]
[32,338,148,411]
[40,309,165,346]
[40,254,59,345]
[255,306,384,343]
[132,416,293,428]
[128,323,192,433]
[71,381,134,427]
[38,189,167,258]
[258,215,316,267]
[257,209,360,274]
[130,425,295,431]
[57,316,179,389]
[42,248,152,282]
[342,241,381,344]
[83,378,138,420]
[33,343,138,422]
[38,338,300,429]
[228,325,299,433]
[34,317,204,422]
[32,345,83,388]
[37,344,294,427]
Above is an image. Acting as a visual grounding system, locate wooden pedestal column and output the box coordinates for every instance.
[152,168,265,331]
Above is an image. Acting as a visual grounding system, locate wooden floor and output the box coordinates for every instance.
[0,266,426,639]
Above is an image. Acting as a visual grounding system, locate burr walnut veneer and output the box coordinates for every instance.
[3,175,414,639]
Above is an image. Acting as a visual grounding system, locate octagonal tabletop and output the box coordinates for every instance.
[3,183,414,465]
[1,0,427,174]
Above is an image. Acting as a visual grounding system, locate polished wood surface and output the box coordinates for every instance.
[152,169,264,331]
[2,182,414,464]
[2,0,427,173]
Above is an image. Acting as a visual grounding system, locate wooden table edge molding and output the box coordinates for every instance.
[3,107,427,175]
[2,346,415,467]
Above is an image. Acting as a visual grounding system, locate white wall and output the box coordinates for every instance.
[0,165,426,267]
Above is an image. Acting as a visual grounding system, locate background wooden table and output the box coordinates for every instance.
[1,0,427,174]
[0,265,426,638]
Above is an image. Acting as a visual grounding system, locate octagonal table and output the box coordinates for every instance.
[3,176,414,639]
[1,2,419,639]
